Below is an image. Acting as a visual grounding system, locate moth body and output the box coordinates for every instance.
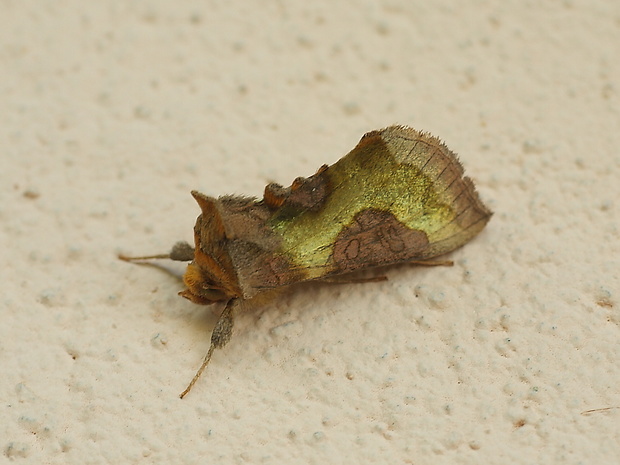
[121,125,492,398]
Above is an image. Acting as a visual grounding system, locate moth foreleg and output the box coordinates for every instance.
[321,276,388,284]
[408,259,454,267]
[118,241,195,262]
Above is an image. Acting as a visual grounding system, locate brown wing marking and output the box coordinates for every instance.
[333,209,430,273]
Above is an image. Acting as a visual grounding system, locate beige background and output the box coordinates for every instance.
[2,1,619,464]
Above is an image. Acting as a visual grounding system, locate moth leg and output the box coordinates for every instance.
[322,276,388,284]
[179,298,237,399]
[118,241,195,262]
[408,259,454,267]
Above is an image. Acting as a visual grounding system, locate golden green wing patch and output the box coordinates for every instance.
[267,126,491,280]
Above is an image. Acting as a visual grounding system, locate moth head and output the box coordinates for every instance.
[179,261,233,304]
[178,191,243,305]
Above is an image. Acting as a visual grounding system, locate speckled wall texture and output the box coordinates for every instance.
[2,1,619,464]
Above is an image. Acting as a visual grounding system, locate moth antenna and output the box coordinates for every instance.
[179,343,216,399]
[179,298,237,399]
[118,253,171,261]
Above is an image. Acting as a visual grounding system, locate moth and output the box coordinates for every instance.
[121,125,492,398]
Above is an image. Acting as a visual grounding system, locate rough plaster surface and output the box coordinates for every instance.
[2,1,619,464]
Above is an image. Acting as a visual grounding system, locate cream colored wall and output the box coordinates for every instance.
[2,1,618,464]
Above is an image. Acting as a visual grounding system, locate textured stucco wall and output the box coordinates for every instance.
[2,1,619,464]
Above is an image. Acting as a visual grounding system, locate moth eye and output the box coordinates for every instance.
[202,289,228,301]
